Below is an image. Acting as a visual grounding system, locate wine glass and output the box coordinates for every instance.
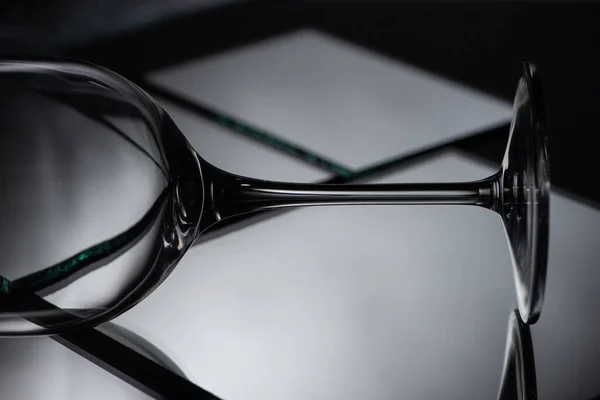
[497,309,537,400]
[0,58,549,336]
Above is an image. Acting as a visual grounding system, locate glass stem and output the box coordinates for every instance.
[209,170,498,221]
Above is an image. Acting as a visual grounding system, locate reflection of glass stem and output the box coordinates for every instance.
[497,309,537,400]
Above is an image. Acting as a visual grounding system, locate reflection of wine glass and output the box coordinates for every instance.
[0,59,549,336]
[497,309,537,400]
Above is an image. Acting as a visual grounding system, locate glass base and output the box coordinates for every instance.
[499,63,549,324]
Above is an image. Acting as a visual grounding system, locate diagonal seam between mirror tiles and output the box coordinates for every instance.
[155,98,331,183]
[145,28,512,171]
[142,80,354,178]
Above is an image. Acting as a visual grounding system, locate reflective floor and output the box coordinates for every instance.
[2,5,600,399]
